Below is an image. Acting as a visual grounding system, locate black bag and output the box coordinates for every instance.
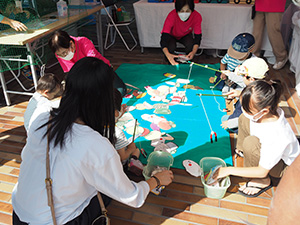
[91,192,111,225]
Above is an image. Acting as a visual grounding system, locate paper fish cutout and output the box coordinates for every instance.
[144,130,162,140]
[183,84,203,90]
[125,126,144,135]
[143,101,153,109]
[126,106,136,112]
[135,104,146,110]
[164,73,176,78]
[176,78,190,84]
[136,92,146,99]
[141,128,150,136]
[165,81,176,86]
[182,160,202,177]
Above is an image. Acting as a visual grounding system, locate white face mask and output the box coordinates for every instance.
[60,50,74,61]
[242,108,266,122]
[178,12,191,22]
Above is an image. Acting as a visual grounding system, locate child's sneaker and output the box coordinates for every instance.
[129,158,144,176]
[21,67,33,81]
[21,66,40,81]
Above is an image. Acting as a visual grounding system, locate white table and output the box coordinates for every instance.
[133,0,271,52]
[0,4,104,106]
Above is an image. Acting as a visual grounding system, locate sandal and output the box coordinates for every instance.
[238,180,273,198]
[235,149,244,158]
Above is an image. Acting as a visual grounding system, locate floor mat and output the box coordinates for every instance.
[116,63,233,169]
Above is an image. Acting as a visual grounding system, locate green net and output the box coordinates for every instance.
[0,0,43,73]
[0,0,98,73]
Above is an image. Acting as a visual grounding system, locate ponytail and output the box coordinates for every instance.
[241,80,283,115]
[269,80,283,115]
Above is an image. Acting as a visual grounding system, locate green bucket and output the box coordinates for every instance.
[143,151,174,180]
[200,157,231,199]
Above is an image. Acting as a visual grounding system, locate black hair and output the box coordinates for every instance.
[40,57,115,147]
[241,80,283,116]
[114,88,122,111]
[48,30,75,53]
[37,73,60,94]
[175,0,194,12]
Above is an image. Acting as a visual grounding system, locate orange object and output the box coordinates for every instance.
[117,8,122,12]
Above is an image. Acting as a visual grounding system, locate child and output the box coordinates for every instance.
[221,57,269,133]
[215,80,300,197]
[213,33,256,94]
[114,89,144,176]
[24,73,61,131]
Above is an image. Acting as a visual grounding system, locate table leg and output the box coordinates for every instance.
[0,70,11,106]
[96,11,104,55]
[26,43,38,88]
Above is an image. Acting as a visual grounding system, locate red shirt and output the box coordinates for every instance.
[161,9,202,40]
[56,36,111,73]
[255,0,286,13]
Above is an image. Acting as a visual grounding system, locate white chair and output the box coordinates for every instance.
[101,0,137,51]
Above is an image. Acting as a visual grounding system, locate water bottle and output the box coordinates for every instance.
[57,0,68,17]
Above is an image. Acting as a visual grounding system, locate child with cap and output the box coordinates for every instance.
[114,89,144,176]
[221,57,269,134]
[212,33,256,94]
[24,73,62,132]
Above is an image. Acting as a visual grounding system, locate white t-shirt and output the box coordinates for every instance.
[250,108,300,170]
[12,111,150,225]
[23,92,53,132]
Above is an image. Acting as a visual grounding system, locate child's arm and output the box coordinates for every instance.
[220,62,226,71]
[220,63,227,79]
[117,142,140,162]
[216,166,270,180]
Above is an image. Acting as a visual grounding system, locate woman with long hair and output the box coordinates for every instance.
[12,57,173,224]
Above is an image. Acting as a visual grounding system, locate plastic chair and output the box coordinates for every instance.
[101,0,137,51]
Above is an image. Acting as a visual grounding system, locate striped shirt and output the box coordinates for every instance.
[115,126,130,151]
[221,53,245,71]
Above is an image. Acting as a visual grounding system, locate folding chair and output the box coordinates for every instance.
[101,0,137,51]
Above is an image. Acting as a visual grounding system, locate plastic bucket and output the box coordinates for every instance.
[143,151,174,180]
[199,157,231,199]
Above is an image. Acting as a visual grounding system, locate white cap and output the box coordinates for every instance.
[235,57,269,79]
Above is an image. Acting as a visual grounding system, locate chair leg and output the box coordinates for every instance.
[125,26,137,51]
[0,70,11,106]
[104,25,117,50]
[114,25,137,51]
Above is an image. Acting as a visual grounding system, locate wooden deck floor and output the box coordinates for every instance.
[0,24,299,225]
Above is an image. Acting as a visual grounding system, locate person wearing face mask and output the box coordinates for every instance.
[221,57,268,134]
[215,80,300,198]
[48,30,127,96]
[113,89,144,176]
[160,0,202,65]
